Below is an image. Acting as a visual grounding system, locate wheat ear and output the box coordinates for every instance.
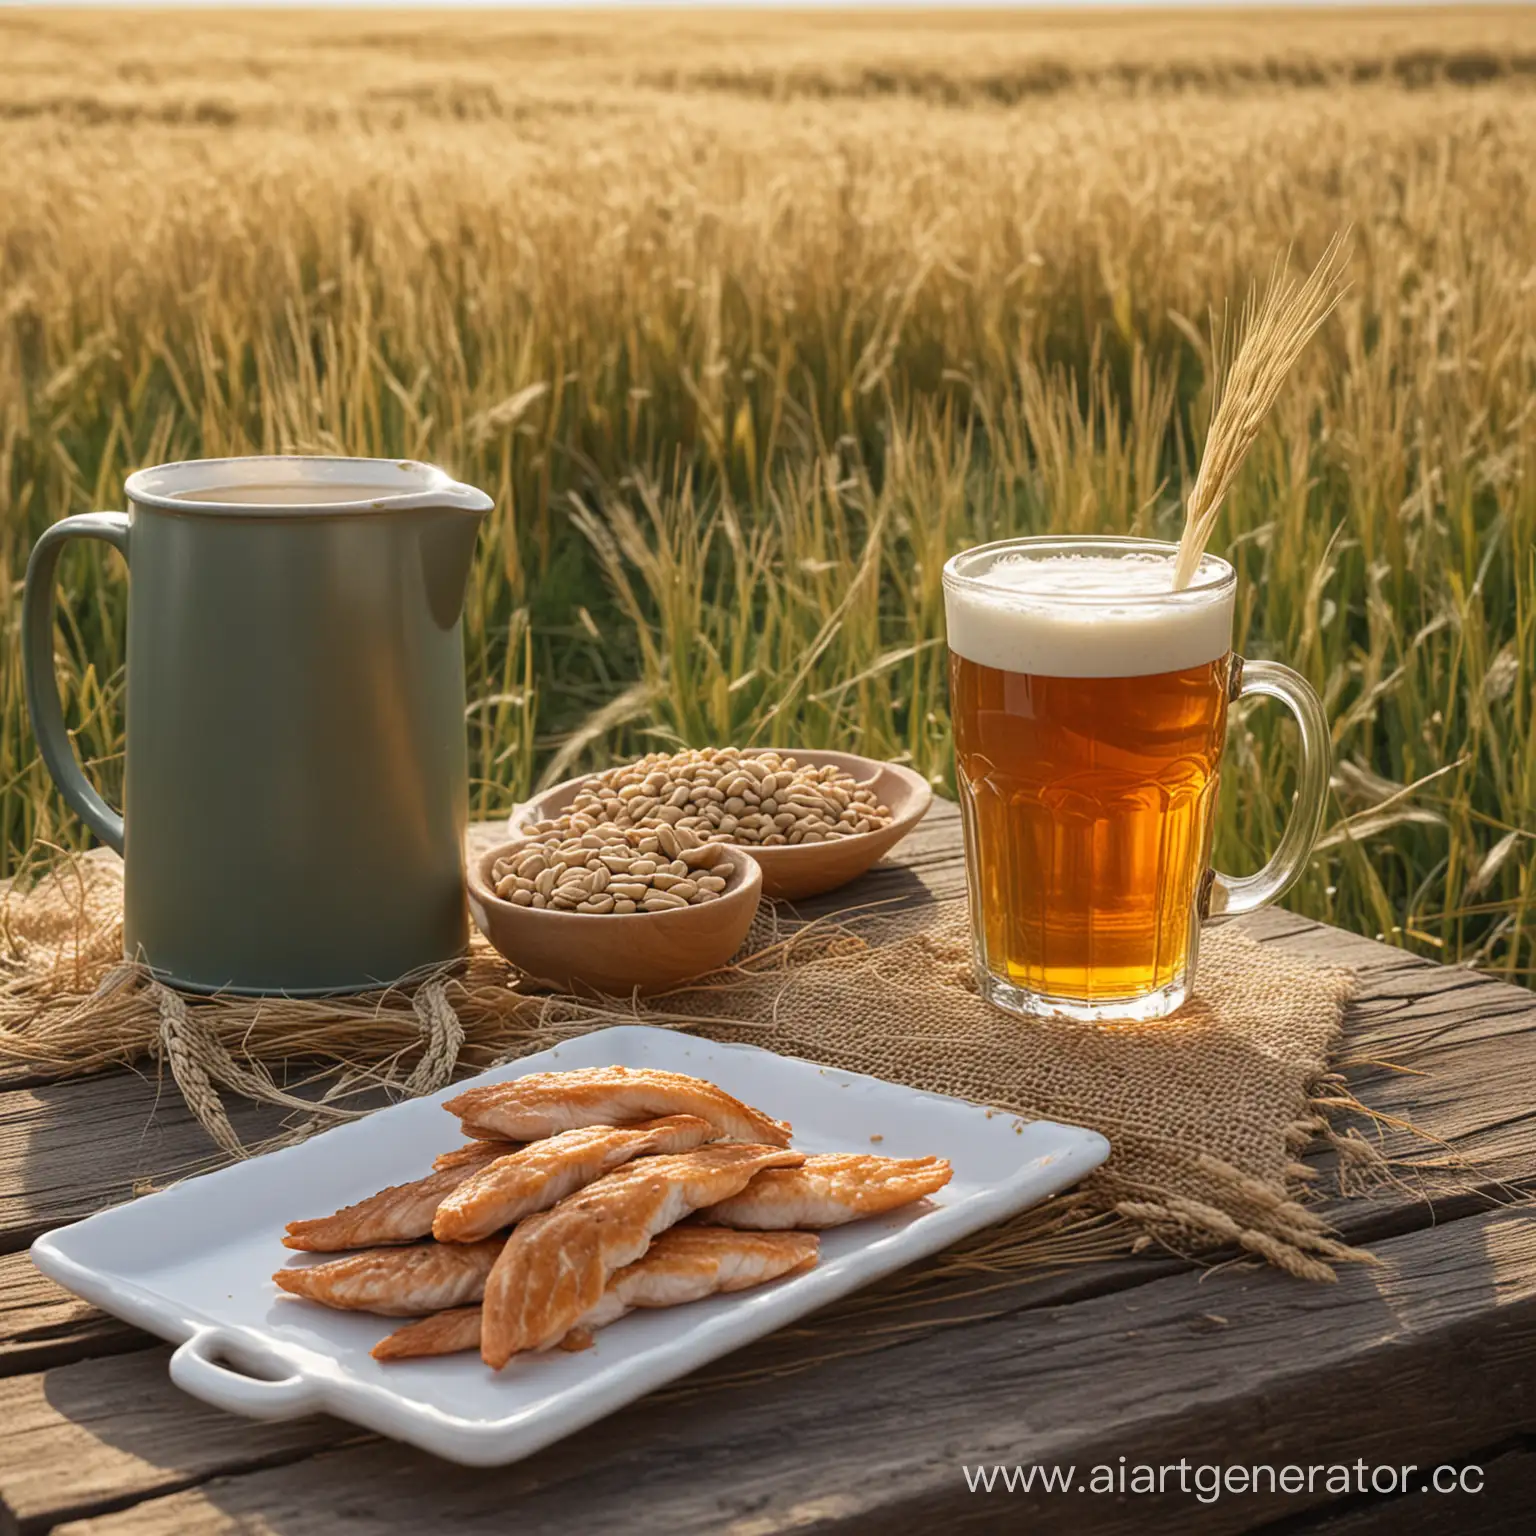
[1172,232,1352,589]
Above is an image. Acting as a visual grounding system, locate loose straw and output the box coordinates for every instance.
[1173,233,1353,589]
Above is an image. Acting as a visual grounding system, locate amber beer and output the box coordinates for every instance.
[943,537,1325,1024]
[950,648,1229,1012]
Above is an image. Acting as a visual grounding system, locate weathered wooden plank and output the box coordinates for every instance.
[6,863,1534,1407]
[800,852,969,914]
[0,1349,360,1536]
[9,976,1529,1392]
[1287,1446,1536,1534]
[0,1072,290,1256]
[0,1253,143,1378]
[44,1207,1536,1536]
[7,809,1534,1533]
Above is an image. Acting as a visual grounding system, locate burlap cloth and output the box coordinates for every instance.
[2,842,1382,1303]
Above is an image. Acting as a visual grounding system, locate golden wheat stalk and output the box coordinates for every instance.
[1172,233,1353,589]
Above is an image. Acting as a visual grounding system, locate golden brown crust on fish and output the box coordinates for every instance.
[374,1228,818,1361]
[282,1143,507,1251]
[372,1305,484,1360]
[433,1140,519,1172]
[445,1066,791,1148]
[432,1115,718,1243]
[705,1154,952,1229]
[479,1143,804,1367]
[572,1226,819,1332]
[272,1239,504,1317]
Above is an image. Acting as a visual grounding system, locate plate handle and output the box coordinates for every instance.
[170,1327,320,1421]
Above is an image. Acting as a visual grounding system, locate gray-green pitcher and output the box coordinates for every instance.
[22,456,493,994]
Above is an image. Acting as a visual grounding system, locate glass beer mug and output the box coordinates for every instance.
[943,536,1329,1023]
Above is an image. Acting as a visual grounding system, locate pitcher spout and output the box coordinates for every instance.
[408,475,492,629]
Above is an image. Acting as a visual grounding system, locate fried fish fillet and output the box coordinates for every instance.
[568,1226,820,1339]
[705,1153,952,1229]
[433,1140,518,1173]
[282,1143,507,1252]
[445,1066,791,1148]
[272,1239,504,1316]
[480,1142,804,1367]
[432,1115,719,1243]
[372,1304,484,1361]
[372,1227,818,1361]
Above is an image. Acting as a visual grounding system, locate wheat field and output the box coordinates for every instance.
[1,7,1533,980]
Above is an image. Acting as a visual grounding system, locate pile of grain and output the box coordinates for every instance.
[491,823,737,913]
[526,749,893,849]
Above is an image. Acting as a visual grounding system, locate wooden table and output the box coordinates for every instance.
[3,801,1534,1535]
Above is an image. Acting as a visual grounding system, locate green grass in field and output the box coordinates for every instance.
[1,12,1531,982]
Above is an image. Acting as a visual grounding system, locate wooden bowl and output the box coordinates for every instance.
[467,837,763,997]
[510,750,933,903]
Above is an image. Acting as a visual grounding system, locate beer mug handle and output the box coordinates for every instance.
[1205,656,1331,921]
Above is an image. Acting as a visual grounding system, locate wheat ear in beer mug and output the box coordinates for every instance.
[944,237,1349,1023]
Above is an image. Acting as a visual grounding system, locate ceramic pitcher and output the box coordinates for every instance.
[22,456,492,994]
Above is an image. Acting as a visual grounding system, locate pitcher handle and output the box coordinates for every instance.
[1203,656,1331,921]
[22,512,131,855]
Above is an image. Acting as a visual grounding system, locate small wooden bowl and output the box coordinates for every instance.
[510,750,933,903]
[467,838,763,997]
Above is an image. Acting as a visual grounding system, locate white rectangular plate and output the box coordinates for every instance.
[31,1026,1108,1467]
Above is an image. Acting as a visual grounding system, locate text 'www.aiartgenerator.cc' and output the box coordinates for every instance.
[962,1458,1486,1504]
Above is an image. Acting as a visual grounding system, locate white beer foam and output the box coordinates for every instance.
[944,551,1233,678]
